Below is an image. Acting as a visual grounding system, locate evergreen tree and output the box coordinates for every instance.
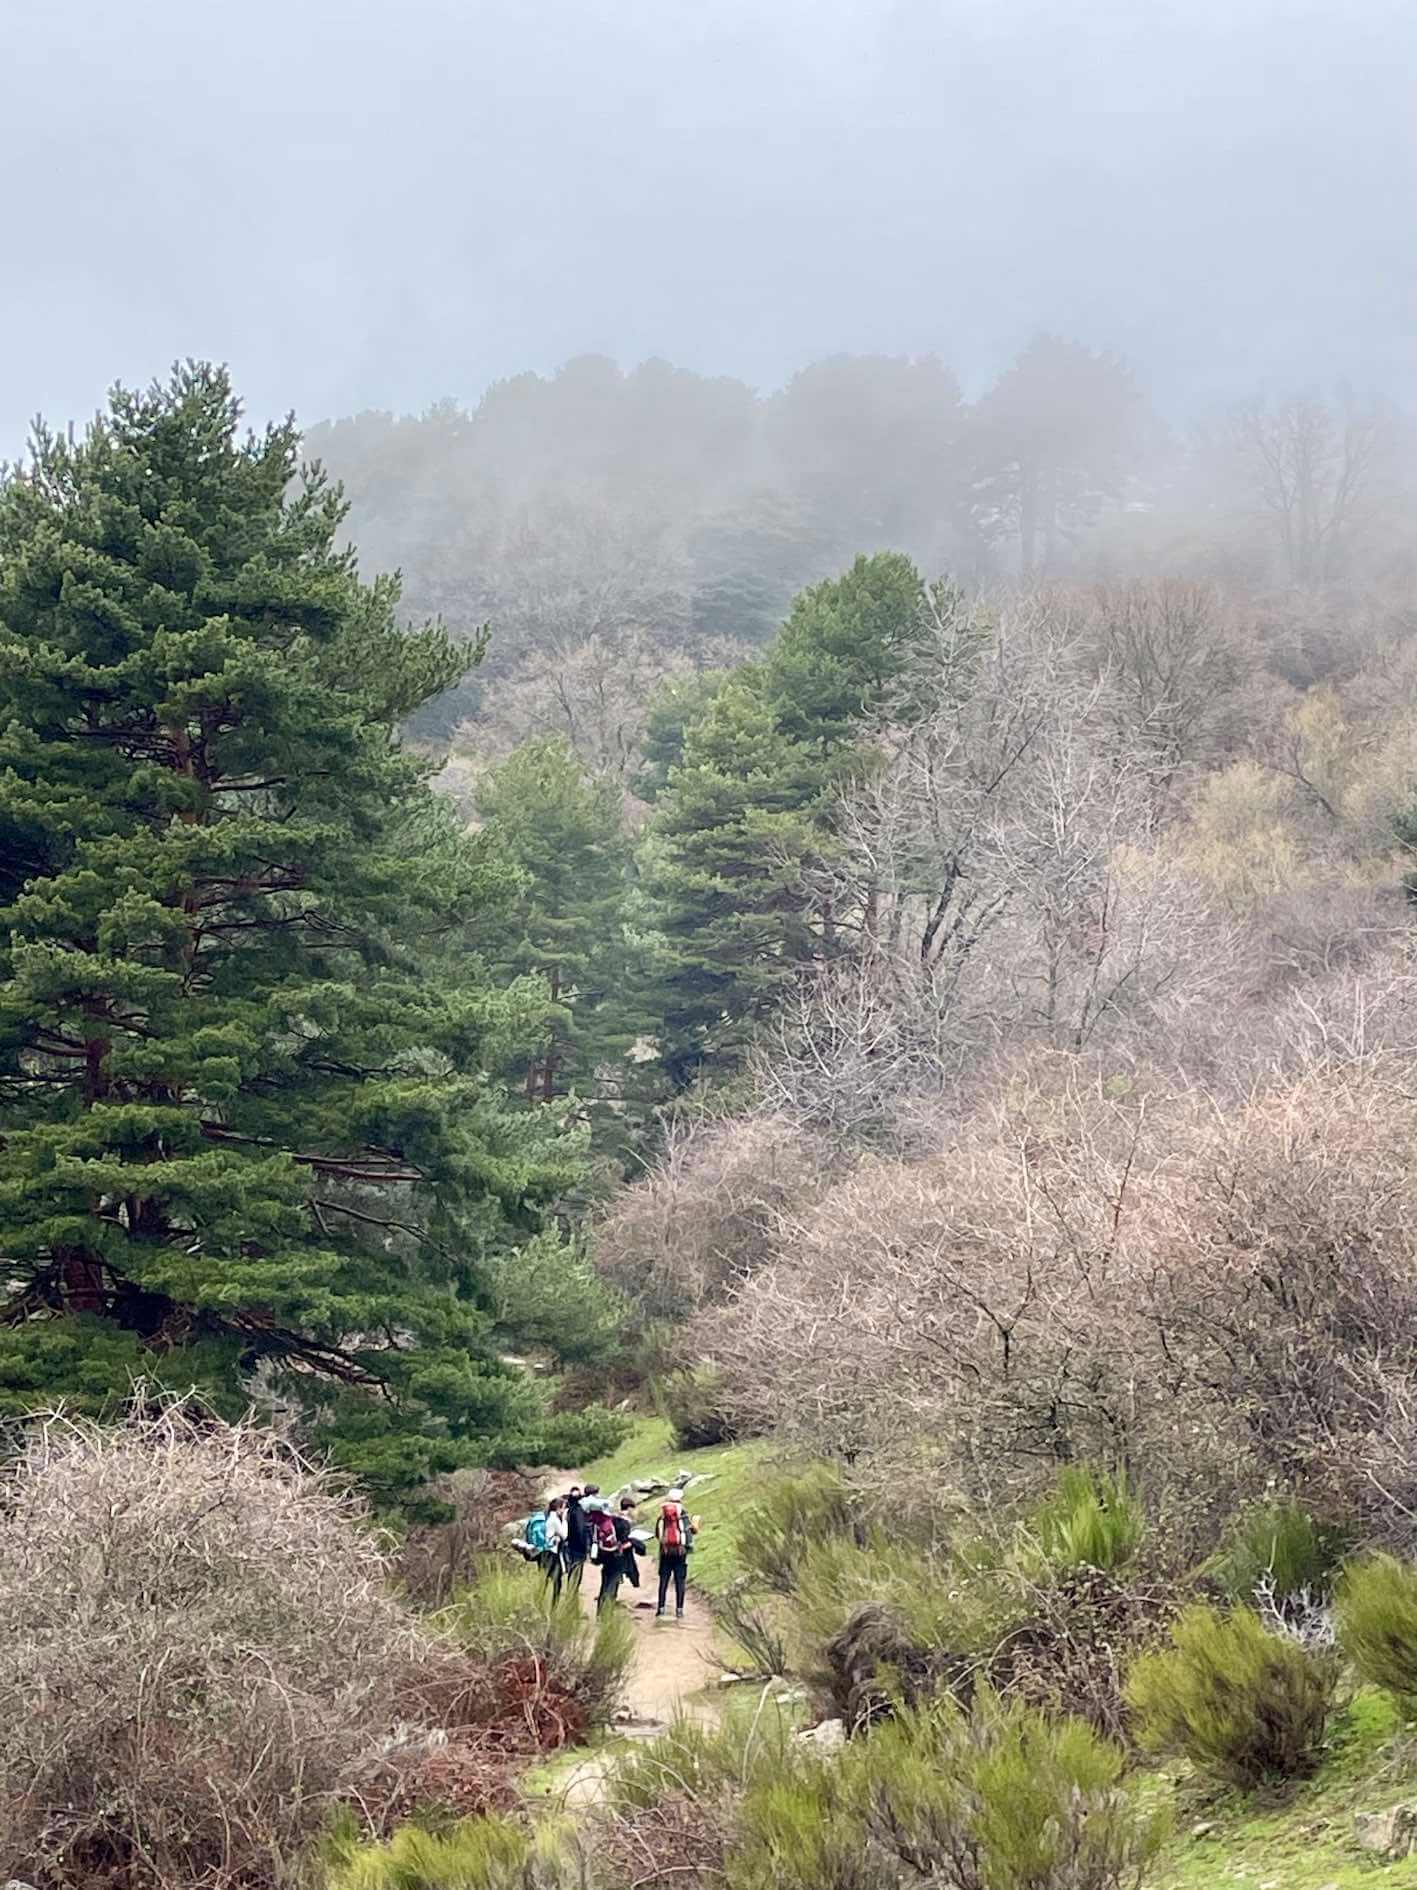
[473,735,644,1121]
[766,549,932,748]
[0,365,605,1505]
[635,668,729,803]
[642,553,933,1086]
[641,671,827,1086]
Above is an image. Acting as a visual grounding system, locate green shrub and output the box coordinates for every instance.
[440,1566,632,1732]
[729,1690,1168,1890]
[1126,1603,1336,1785]
[1028,1467,1144,1575]
[735,1462,857,1596]
[790,1533,1010,1724]
[612,1709,799,1814]
[323,1813,575,1889]
[1206,1499,1347,1605]
[1335,1554,1417,1707]
[718,1580,791,1677]
[657,1363,738,1449]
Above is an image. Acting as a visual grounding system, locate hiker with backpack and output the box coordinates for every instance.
[655,1487,695,1620]
[519,1503,550,1566]
[592,1495,625,1613]
[563,1485,589,1591]
[541,1494,568,1600]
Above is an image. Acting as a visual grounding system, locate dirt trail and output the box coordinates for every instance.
[546,1582,721,1810]
[539,1477,723,1807]
[583,1575,720,1726]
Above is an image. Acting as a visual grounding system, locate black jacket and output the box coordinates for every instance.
[565,1496,589,1558]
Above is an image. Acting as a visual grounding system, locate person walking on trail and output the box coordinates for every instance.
[563,1485,589,1591]
[541,1494,568,1601]
[656,1487,695,1620]
[593,1489,638,1610]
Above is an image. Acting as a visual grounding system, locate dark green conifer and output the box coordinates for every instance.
[0,365,601,1503]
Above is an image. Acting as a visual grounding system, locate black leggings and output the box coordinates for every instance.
[657,1551,687,1614]
[597,1551,626,1612]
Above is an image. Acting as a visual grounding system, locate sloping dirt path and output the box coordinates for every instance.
[583,1572,719,1726]
[539,1477,723,1808]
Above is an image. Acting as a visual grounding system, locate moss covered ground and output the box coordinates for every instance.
[1151,1691,1417,1888]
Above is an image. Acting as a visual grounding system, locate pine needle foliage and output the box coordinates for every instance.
[0,365,605,1503]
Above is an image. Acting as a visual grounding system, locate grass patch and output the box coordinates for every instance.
[1148,1689,1417,1889]
[570,1418,772,1598]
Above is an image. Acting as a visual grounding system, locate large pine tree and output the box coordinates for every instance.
[0,365,597,1503]
[474,735,646,1125]
[642,553,933,1086]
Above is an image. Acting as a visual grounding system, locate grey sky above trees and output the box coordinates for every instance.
[2,0,1410,454]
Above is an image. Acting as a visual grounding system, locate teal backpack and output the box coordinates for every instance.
[526,1510,549,1553]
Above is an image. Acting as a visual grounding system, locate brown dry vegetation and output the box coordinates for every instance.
[592,571,1417,1571]
[0,1404,623,1890]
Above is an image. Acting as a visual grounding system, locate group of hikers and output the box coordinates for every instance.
[519,1482,698,1620]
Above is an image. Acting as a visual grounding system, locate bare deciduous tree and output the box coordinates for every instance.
[760,594,1241,1137]
[1230,390,1391,585]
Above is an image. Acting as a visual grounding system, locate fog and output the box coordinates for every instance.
[1,0,1411,453]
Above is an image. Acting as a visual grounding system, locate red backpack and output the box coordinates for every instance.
[593,1508,619,1556]
[660,1503,688,1552]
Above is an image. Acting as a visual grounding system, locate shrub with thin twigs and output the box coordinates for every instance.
[322,1811,582,1889]
[1205,1499,1347,1614]
[734,1461,858,1596]
[726,1690,1168,1890]
[0,1399,429,1889]
[656,1362,739,1449]
[716,1580,791,1678]
[438,1566,633,1741]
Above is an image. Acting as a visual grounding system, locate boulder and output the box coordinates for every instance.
[1354,1801,1417,1858]
[797,1717,846,1752]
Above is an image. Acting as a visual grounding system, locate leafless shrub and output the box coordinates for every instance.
[1079,579,1250,803]
[761,592,1248,1147]
[1143,1064,1417,1509]
[1253,1576,1336,1655]
[0,1399,432,1890]
[394,1467,539,1609]
[592,1112,833,1320]
[711,1011,1417,1566]
[709,1054,1177,1479]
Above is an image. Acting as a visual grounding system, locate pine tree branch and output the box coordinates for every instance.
[198,1120,426,1182]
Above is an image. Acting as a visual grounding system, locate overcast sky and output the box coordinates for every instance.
[2,0,1411,453]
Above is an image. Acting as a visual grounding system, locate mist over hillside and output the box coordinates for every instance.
[3,0,1411,451]
[306,346,1416,740]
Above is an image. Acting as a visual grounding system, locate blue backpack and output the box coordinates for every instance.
[526,1511,549,1553]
